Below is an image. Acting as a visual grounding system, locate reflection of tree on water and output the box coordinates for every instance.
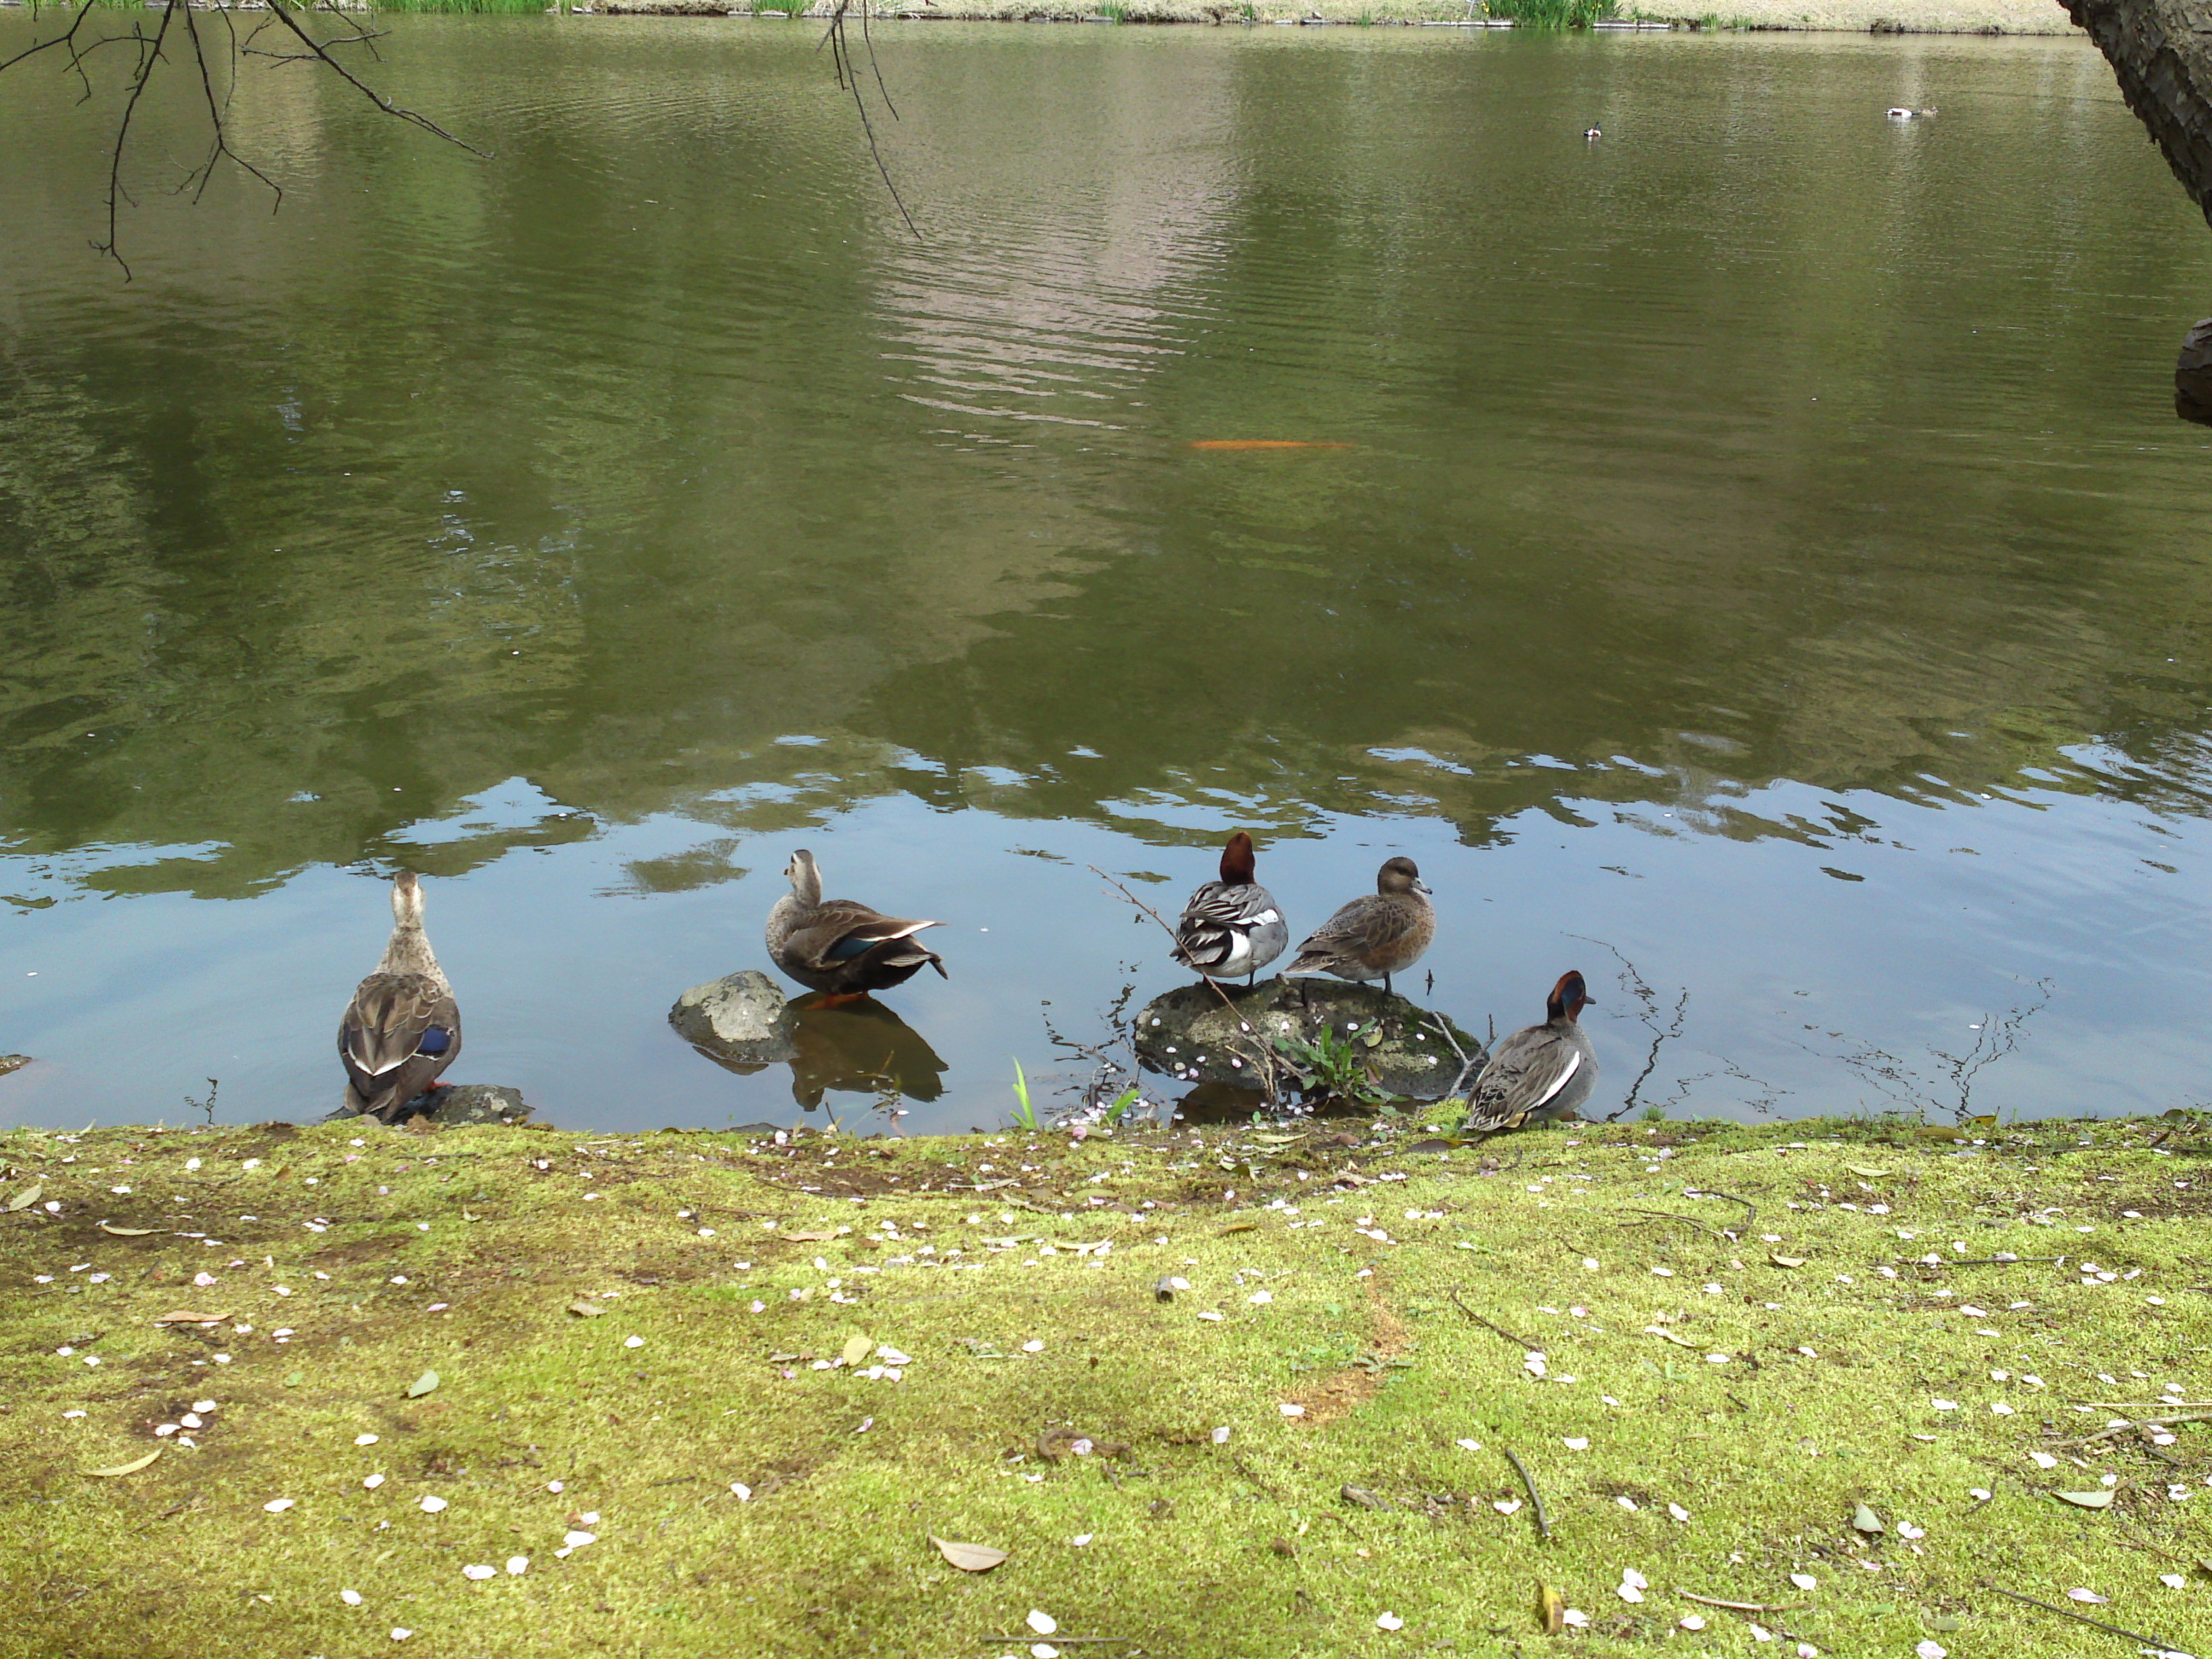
[785,996,946,1115]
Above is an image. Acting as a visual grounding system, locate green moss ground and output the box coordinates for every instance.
[1,1113,2206,1657]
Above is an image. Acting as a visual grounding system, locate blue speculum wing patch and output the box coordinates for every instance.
[417,1027,452,1056]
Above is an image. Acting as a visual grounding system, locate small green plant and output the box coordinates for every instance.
[1100,1086,1142,1126]
[1010,1059,1040,1132]
[1097,0,1128,18]
[1640,1103,1667,1123]
[1275,1027,1386,1108]
[752,0,812,15]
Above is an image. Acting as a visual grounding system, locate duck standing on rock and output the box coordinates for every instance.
[766,848,946,1002]
[1171,831,1287,985]
[1283,856,1434,995]
[338,872,462,1123]
[1464,970,1597,1132]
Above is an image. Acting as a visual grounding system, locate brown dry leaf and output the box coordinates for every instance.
[85,1447,163,1478]
[781,1231,839,1243]
[1770,1254,1807,1269]
[100,1223,158,1237]
[1913,1126,1965,1143]
[1844,1165,1891,1179]
[568,1300,608,1318]
[1535,1582,1565,1635]
[2055,1489,2115,1510]
[1217,1221,1260,1236]
[930,1537,1008,1573]
[152,1310,232,1326]
[8,1184,41,1212]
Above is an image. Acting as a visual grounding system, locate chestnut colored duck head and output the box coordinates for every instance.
[1220,830,1259,887]
[1546,970,1592,1023]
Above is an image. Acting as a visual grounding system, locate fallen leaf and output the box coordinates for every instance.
[567,1300,608,1318]
[1217,1221,1259,1236]
[2054,1489,2114,1510]
[781,1231,839,1243]
[1645,1326,1698,1349]
[405,1371,439,1399]
[1536,1582,1565,1636]
[1913,1126,1965,1142]
[8,1184,41,1212]
[151,1310,232,1326]
[85,1447,162,1477]
[99,1223,157,1237]
[1769,1254,1807,1269]
[1852,1503,1884,1534]
[1341,1486,1388,1511]
[1845,1165,1891,1179]
[840,1335,872,1367]
[930,1537,1008,1573]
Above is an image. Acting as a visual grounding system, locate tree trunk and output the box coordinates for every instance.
[2064,0,2212,417]
[2064,0,2212,222]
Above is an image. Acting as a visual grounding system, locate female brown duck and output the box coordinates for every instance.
[338,872,461,1122]
[766,848,946,1000]
[1283,856,1434,995]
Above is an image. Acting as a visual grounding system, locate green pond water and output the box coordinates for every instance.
[1,18,2209,1133]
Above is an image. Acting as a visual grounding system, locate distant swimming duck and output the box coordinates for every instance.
[1284,856,1434,995]
[766,848,946,1000]
[338,872,461,1123]
[1172,831,1288,985]
[1585,126,1603,139]
[1464,970,1597,1132]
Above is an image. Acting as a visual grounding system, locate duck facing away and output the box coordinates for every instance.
[338,872,462,1123]
[1171,831,1288,985]
[1283,856,1434,995]
[1464,970,1598,1133]
[765,848,946,1001]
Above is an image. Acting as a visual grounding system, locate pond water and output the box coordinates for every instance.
[2,18,2209,1135]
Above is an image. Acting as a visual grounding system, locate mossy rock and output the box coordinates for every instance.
[1131,977,1484,1100]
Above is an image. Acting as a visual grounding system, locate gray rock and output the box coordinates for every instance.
[1132,977,1485,1102]
[322,1083,532,1126]
[422,1084,532,1126]
[670,969,798,1069]
[2180,317,2212,425]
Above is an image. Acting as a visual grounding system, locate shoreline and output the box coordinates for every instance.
[591,0,2086,38]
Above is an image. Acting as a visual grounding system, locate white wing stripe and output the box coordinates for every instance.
[1531,1049,1581,1108]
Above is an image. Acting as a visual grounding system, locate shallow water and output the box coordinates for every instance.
[1,19,2209,1133]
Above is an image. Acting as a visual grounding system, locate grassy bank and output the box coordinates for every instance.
[2,1112,2204,1657]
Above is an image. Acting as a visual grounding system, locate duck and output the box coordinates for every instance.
[1463,970,1598,1132]
[1283,856,1434,994]
[765,848,946,1000]
[1584,125,1603,139]
[338,871,462,1123]
[1171,830,1288,985]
